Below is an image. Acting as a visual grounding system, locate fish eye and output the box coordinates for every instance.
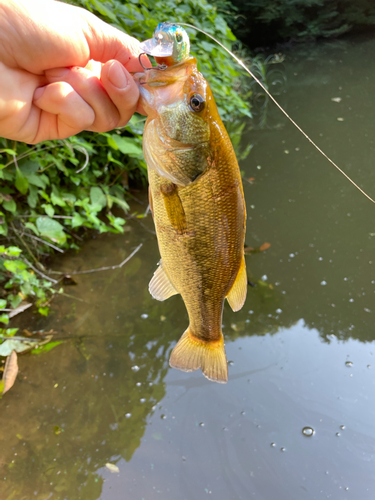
[189,93,205,112]
[176,33,183,43]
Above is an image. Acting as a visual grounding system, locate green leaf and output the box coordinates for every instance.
[43,204,55,217]
[108,135,143,157]
[7,246,22,257]
[15,168,29,195]
[0,314,9,325]
[24,222,40,235]
[0,339,35,355]
[32,340,62,355]
[0,149,17,155]
[38,306,49,316]
[107,195,129,213]
[27,174,47,189]
[3,199,17,214]
[36,217,66,244]
[20,160,39,176]
[8,294,22,309]
[51,186,66,207]
[90,0,117,20]
[4,260,28,273]
[90,187,107,210]
[0,299,6,309]
[71,213,86,228]
[27,184,39,208]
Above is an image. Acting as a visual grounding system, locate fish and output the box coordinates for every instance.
[135,23,247,383]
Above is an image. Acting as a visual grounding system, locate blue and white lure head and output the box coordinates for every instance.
[140,22,190,65]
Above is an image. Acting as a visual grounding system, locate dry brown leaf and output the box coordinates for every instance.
[8,302,32,319]
[3,350,18,394]
[259,242,271,252]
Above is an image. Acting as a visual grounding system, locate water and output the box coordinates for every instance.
[2,34,375,500]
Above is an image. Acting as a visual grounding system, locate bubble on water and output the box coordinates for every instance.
[131,365,140,372]
[336,432,341,437]
[270,442,276,447]
[321,280,327,286]
[256,424,261,429]
[289,253,295,258]
[276,308,283,314]
[125,413,131,419]
[318,257,323,261]
[140,398,146,403]
[280,447,286,452]
[367,365,371,369]
[161,414,167,420]
[345,361,353,367]
[302,427,315,437]
[222,427,228,432]
[340,425,345,430]
[199,422,205,427]
[241,411,246,416]
[136,382,141,387]
[248,310,254,314]
[261,275,268,281]
[228,360,234,366]
[141,313,148,319]
[257,165,262,169]
[349,298,354,302]
[364,308,372,313]
[345,487,349,491]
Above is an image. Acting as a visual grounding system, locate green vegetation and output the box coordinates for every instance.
[222,0,375,47]
[0,0,251,328]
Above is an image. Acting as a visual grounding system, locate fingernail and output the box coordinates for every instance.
[45,67,70,78]
[108,61,129,89]
[33,86,46,101]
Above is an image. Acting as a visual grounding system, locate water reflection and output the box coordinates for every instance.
[1,33,375,500]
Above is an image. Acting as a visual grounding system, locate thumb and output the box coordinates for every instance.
[79,9,144,72]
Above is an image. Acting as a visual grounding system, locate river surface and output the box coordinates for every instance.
[1,33,375,500]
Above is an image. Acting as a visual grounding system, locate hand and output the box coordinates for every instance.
[0,0,145,144]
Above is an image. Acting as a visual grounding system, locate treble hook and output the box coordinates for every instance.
[138,53,168,71]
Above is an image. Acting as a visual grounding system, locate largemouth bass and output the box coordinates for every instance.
[135,24,247,383]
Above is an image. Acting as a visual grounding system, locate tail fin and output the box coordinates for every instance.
[169,329,228,383]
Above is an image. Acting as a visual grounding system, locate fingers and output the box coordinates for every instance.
[100,60,139,127]
[80,9,145,72]
[45,65,120,132]
[44,60,140,131]
[32,81,95,142]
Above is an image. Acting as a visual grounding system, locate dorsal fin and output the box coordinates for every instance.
[149,261,178,301]
[226,257,247,312]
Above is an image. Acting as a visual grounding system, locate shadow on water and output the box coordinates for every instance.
[1,33,375,500]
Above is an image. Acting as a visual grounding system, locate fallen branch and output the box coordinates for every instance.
[23,258,58,283]
[23,232,64,253]
[57,243,143,276]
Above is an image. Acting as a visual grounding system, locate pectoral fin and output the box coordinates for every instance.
[148,185,154,218]
[226,257,247,312]
[149,261,178,301]
[160,182,187,234]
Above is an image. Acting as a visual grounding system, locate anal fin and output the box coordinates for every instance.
[226,256,247,312]
[149,261,178,301]
[169,328,228,383]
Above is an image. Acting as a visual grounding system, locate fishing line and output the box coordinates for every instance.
[179,22,375,205]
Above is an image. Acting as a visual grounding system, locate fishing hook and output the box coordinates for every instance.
[138,53,167,71]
